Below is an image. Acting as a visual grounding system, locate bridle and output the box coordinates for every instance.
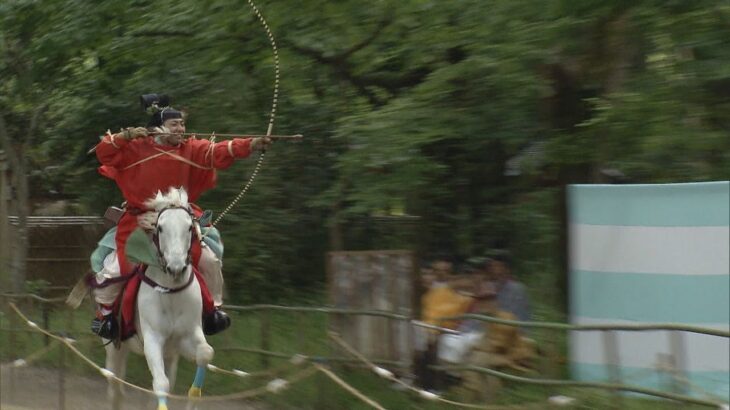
[151,205,195,280]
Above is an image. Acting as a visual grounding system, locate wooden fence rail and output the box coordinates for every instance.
[1,294,727,408]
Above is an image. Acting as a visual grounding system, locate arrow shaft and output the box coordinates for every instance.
[149,132,303,140]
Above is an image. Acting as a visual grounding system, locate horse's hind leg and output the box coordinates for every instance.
[105,343,129,410]
[164,354,180,393]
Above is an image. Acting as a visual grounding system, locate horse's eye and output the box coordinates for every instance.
[189,225,193,232]
[157,226,163,234]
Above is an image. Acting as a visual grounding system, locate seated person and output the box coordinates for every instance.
[437,280,496,365]
[486,251,531,330]
[414,259,473,391]
[421,260,473,330]
[457,296,538,402]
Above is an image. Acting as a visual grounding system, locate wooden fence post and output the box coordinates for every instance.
[42,302,50,347]
[58,339,66,410]
[295,310,305,355]
[669,331,689,398]
[260,309,271,368]
[603,330,624,408]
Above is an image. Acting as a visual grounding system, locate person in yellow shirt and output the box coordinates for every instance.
[421,260,473,330]
[414,259,473,391]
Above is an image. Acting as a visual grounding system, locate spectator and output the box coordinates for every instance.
[414,259,473,392]
[437,280,497,364]
[457,309,522,402]
[421,260,473,330]
[457,290,538,402]
[487,251,531,329]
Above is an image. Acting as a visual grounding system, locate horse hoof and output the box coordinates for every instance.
[157,404,169,410]
[188,386,202,397]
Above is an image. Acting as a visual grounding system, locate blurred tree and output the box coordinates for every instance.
[4,0,729,304]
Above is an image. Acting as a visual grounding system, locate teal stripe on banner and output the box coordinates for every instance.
[571,270,730,324]
[568,181,729,227]
[571,362,730,400]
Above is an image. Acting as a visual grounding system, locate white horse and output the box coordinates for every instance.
[104,188,213,410]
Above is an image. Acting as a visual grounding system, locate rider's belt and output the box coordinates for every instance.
[124,207,151,216]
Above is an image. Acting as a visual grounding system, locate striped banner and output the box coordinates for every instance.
[568,181,729,400]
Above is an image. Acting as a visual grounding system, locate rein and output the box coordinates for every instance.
[141,205,196,293]
[152,205,195,273]
[86,265,196,294]
[138,265,196,294]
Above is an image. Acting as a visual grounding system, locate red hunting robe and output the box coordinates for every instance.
[95,133,253,329]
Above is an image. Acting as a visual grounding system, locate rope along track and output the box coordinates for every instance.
[6,302,316,403]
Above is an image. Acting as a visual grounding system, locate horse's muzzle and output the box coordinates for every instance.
[164,262,189,280]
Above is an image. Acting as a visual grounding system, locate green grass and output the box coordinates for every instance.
[0,299,719,409]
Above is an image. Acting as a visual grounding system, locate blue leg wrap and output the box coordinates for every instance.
[193,366,206,388]
[157,395,168,409]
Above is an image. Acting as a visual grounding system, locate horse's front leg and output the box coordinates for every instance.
[142,333,171,410]
[181,332,214,398]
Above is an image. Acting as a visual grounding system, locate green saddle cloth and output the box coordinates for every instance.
[89,214,224,273]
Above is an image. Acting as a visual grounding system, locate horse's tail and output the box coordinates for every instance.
[66,272,91,309]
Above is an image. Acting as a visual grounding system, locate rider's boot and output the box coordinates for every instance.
[91,312,119,339]
[203,308,231,335]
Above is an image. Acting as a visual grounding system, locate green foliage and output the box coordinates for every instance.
[2,0,729,303]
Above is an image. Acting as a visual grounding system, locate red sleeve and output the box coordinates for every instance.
[95,132,131,167]
[190,138,253,170]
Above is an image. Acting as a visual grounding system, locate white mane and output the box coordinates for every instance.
[145,187,189,211]
[138,187,190,230]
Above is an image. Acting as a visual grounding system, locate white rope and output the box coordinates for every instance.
[0,340,59,369]
[313,363,387,410]
[328,332,533,409]
[7,302,317,403]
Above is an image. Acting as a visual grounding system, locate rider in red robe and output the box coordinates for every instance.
[91,95,270,339]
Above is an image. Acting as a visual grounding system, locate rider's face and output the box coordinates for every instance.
[164,118,185,134]
[161,118,186,145]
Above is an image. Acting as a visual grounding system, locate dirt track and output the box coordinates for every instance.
[1,365,259,410]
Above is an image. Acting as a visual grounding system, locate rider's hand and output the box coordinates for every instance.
[251,137,272,152]
[120,127,149,140]
[152,126,171,136]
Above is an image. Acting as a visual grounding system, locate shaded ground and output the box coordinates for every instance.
[0,365,259,410]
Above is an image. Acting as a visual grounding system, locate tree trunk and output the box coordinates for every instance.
[0,111,37,294]
[11,152,29,293]
[0,150,10,289]
[329,209,344,251]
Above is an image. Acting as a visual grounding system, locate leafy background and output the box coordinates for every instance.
[2,0,729,305]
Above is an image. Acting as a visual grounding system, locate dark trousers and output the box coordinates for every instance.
[414,340,442,391]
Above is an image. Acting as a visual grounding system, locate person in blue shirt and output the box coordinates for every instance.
[487,252,531,331]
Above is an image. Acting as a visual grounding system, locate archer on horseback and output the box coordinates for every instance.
[89,94,271,340]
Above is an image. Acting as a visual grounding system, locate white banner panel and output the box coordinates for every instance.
[568,182,730,401]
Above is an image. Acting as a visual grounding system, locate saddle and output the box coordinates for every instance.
[105,264,214,343]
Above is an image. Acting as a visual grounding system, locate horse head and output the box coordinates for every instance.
[145,187,195,280]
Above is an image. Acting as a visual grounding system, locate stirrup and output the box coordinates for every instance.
[91,314,119,339]
[203,310,231,335]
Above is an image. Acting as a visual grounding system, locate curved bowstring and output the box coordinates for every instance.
[212,0,280,227]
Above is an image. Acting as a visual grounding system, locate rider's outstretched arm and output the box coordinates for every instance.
[189,137,255,170]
